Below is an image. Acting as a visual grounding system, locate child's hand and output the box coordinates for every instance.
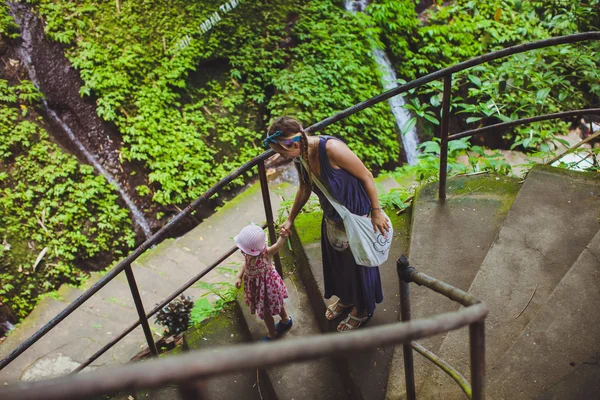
[235,277,242,289]
[280,230,290,239]
[279,220,293,237]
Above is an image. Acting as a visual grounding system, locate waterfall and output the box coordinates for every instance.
[1,321,15,333]
[8,3,152,238]
[345,0,420,165]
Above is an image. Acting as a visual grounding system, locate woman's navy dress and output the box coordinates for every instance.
[295,136,383,317]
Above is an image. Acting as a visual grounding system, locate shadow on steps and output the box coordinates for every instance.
[289,210,413,400]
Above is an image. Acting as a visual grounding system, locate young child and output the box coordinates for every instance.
[234,224,292,341]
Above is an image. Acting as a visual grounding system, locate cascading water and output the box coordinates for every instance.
[1,321,15,334]
[345,0,420,165]
[8,3,152,238]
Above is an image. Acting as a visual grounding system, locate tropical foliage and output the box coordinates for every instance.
[371,0,600,152]
[0,79,135,320]
[2,0,598,325]
[30,0,401,207]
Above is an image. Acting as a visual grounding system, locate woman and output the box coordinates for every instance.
[265,116,390,331]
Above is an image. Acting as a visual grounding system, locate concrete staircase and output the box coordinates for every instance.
[87,166,600,400]
[5,165,600,400]
[398,166,600,400]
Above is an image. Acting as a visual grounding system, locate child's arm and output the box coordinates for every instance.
[266,233,288,258]
[235,263,246,288]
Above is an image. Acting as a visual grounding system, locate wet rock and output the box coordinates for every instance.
[0,39,7,56]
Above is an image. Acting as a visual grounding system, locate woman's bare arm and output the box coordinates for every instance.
[280,170,312,236]
[326,140,390,234]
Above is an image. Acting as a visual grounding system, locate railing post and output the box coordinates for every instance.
[124,264,159,357]
[590,119,598,167]
[258,160,283,276]
[469,321,486,400]
[439,74,452,202]
[397,256,416,400]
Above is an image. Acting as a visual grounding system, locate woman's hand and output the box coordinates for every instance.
[371,210,390,235]
[235,277,242,289]
[279,219,293,237]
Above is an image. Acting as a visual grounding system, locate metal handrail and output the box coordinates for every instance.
[0,282,488,400]
[410,341,472,398]
[448,109,600,141]
[397,255,486,399]
[0,151,277,371]
[305,32,600,134]
[2,32,597,394]
[73,232,263,373]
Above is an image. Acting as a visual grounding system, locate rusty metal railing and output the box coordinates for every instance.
[1,32,599,398]
[0,258,488,400]
[397,255,486,399]
[0,152,282,372]
[303,31,600,201]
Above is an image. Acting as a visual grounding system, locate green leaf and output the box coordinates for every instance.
[448,139,470,155]
[536,88,551,101]
[558,91,568,102]
[468,75,481,87]
[401,117,417,135]
[466,117,483,124]
[418,140,440,154]
[423,113,440,125]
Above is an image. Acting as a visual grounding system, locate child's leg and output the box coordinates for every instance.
[278,305,290,323]
[263,312,277,338]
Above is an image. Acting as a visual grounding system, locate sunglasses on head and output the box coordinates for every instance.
[263,130,302,148]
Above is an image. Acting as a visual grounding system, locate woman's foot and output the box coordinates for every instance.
[337,309,368,332]
[325,299,353,321]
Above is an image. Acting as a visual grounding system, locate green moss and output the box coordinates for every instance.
[389,211,411,236]
[158,344,183,359]
[216,182,291,216]
[295,211,323,245]
[184,304,236,349]
[449,174,520,197]
[133,237,175,265]
[107,296,127,307]
[374,172,394,184]
[535,164,600,183]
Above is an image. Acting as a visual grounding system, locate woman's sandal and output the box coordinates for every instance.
[337,314,369,332]
[325,300,353,321]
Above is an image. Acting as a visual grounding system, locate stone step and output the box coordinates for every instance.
[237,248,349,400]
[292,206,412,400]
[385,173,521,400]
[486,228,600,400]
[0,177,296,385]
[419,166,600,399]
[183,303,267,400]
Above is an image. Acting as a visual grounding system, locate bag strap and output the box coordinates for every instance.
[299,158,349,218]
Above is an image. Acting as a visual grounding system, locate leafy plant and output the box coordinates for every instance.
[1,79,135,322]
[0,4,18,39]
[372,0,599,153]
[378,186,412,213]
[154,295,194,335]
[190,281,239,326]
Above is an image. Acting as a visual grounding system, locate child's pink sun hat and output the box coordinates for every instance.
[234,224,266,256]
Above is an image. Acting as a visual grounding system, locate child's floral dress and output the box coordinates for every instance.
[243,248,288,319]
